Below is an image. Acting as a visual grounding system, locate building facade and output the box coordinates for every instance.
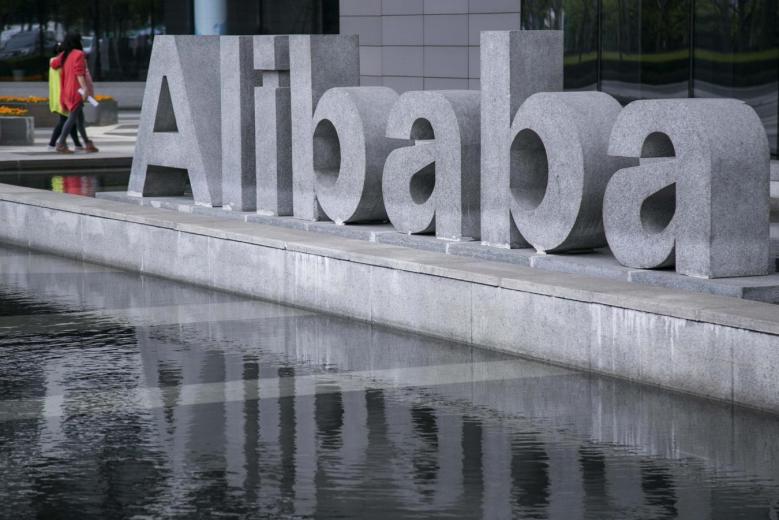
[0,0,776,155]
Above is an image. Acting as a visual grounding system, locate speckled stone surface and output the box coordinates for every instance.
[509,92,633,253]
[129,35,222,207]
[480,30,563,248]
[383,90,481,240]
[254,36,293,216]
[605,99,771,278]
[289,35,359,221]
[220,36,258,212]
[312,86,401,224]
[97,190,779,303]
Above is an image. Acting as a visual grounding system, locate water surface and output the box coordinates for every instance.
[0,244,778,519]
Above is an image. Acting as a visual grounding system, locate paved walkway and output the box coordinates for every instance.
[0,110,137,173]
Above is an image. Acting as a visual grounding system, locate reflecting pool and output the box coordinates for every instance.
[1,244,778,519]
[0,171,129,198]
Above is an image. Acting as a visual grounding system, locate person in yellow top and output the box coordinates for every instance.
[48,43,83,151]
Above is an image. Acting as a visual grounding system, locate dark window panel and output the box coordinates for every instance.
[693,0,778,154]
[0,0,338,82]
[522,0,599,91]
[600,0,691,103]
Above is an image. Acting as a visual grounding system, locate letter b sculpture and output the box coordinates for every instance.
[312,87,401,224]
[509,92,631,252]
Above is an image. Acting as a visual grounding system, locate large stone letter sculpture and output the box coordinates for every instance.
[604,99,771,278]
[480,30,563,248]
[220,35,260,211]
[129,35,222,206]
[383,90,480,240]
[254,36,292,216]
[312,87,400,224]
[509,92,632,252]
[289,35,359,220]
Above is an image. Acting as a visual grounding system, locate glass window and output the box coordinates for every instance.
[600,0,691,102]
[522,0,599,91]
[0,0,338,82]
[694,0,778,155]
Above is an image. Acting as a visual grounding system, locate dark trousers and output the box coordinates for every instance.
[57,104,89,147]
[49,113,82,147]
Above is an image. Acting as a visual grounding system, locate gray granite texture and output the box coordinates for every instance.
[220,36,258,211]
[96,191,779,303]
[480,30,563,248]
[383,90,481,240]
[129,35,222,207]
[605,99,771,279]
[312,86,402,224]
[510,92,634,252]
[289,35,360,221]
[254,36,293,216]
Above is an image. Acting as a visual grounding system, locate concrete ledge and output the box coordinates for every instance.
[1,184,779,413]
[97,191,779,303]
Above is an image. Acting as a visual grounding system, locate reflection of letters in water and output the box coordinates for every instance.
[129,33,772,280]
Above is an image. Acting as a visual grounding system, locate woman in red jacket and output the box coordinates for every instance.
[50,33,98,154]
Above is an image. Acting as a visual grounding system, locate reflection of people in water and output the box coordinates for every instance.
[50,175,98,197]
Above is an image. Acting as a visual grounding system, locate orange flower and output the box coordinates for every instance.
[0,96,48,103]
[0,106,29,116]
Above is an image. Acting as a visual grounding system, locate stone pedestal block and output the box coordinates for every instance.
[254,36,293,216]
[480,30,563,248]
[383,90,480,240]
[509,92,632,253]
[129,35,222,207]
[312,86,401,224]
[604,99,771,278]
[0,116,34,145]
[84,99,119,126]
[289,35,359,221]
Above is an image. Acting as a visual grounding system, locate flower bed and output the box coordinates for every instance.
[0,95,119,128]
[0,96,47,104]
[0,106,29,116]
[0,96,57,127]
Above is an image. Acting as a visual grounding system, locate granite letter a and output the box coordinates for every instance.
[480,30,563,248]
[604,99,771,278]
[129,35,222,207]
[383,90,481,240]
